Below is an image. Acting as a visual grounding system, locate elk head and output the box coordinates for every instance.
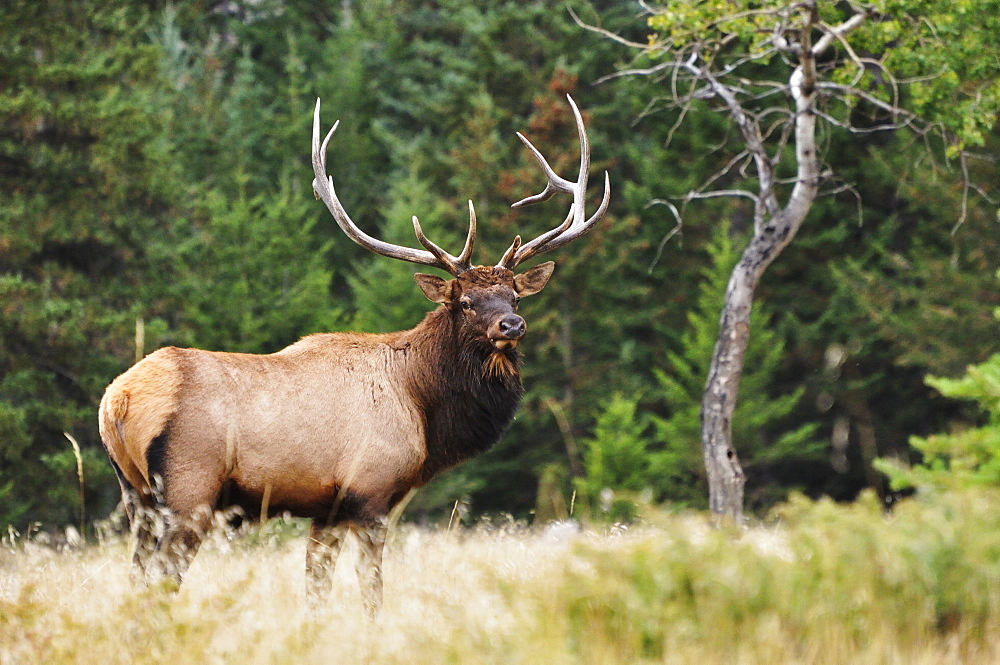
[412,263,552,377]
[310,94,610,371]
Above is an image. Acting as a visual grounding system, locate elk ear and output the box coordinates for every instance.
[414,273,454,304]
[513,261,555,297]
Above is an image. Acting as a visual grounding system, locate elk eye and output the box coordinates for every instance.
[461,298,474,311]
[513,296,521,307]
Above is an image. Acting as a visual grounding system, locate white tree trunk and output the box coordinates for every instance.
[701,61,820,520]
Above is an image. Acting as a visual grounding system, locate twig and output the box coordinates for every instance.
[447,500,461,534]
[64,432,86,542]
[645,199,683,272]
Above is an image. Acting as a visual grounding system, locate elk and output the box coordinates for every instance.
[98,95,610,615]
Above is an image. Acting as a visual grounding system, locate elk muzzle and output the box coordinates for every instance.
[489,314,526,350]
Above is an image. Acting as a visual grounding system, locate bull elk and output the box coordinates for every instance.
[99,95,610,615]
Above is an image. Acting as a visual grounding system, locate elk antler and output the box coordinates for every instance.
[496,95,611,271]
[311,98,476,276]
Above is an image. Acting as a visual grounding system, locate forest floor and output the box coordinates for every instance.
[2,491,999,665]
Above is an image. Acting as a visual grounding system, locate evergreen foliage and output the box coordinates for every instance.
[0,0,997,529]
[877,282,1000,491]
[579,394,653,521]
[0,0,176,526]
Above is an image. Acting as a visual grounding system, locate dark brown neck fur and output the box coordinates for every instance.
[402,306,524,481]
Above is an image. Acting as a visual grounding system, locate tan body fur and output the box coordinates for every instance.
[101,332,428,519]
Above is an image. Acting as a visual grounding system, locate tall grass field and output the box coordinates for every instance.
[2,490,999,664]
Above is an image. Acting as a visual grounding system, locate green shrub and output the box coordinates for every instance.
[877,354,1000,491]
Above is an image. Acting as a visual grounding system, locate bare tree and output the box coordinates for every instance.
[576,0,994,520]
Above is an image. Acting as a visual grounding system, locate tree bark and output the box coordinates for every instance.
[701,214,802,519]
[701,30,821,520]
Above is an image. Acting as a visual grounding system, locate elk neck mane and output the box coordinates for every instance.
[402,305,524,480]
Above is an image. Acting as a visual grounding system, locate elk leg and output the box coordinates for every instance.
[305,522,346,602]
[148,505,212,590]
[353,517,388,619]
[111,462,159,588]
[141,445,223,590]
[129,499,159,587]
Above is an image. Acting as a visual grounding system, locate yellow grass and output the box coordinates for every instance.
[2,491,999,665]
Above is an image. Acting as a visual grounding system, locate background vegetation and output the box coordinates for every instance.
[1,0,998,531]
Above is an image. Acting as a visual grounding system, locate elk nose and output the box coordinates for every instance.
[498,314,526,340]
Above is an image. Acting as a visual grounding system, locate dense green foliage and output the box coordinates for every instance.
[647,0,1000,150]
[0,0,997,530]
[877,288,1000,491]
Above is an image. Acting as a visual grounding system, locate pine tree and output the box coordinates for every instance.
[0,1,179,528]
[876,274,1000,491]
[578,394,653,521]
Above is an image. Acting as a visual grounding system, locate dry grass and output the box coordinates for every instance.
[2,491,999,665]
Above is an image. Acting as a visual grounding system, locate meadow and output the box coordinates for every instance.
[2,490,998,665]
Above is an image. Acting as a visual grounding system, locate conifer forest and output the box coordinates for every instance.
[2,0,999,532]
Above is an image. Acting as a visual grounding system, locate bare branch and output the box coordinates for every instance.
[568,5,648,49]
[593,60,676,86]
[683,57,781,221]
[695,149,754,195]
[685,189,760,204]
[813,108,917,135]
[644,198,684,273]
[812,8,874,56]
[815,81,920,126]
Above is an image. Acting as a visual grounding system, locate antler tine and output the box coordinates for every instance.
[509,133,575,208]
[457,200,477,266]
[497,235,522,268]
[312,98,474,276]
[498,95,611,270]
[411,204,476,275]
